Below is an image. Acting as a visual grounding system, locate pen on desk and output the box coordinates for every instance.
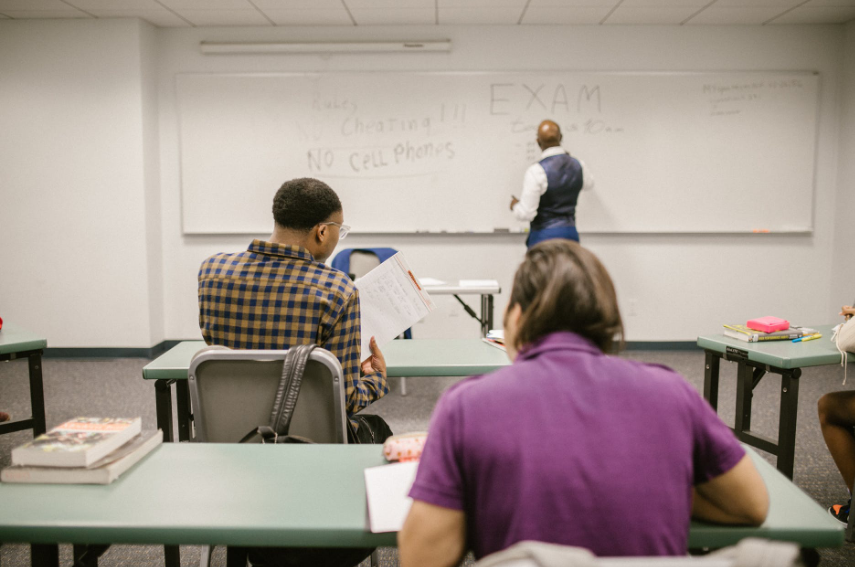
[792,334,822,343]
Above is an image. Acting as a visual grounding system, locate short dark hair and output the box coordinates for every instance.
[272,178,342,231]
[508,240,624,353]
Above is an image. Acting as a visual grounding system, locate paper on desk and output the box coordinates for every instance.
[459,279,499,288]
[355,252,436,356]
[417,277,446,287]
[364,461,419,533]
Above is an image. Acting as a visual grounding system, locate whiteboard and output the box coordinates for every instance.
[177,72,818,234]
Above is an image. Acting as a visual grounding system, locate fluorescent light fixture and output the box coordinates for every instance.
[200,41,451,54]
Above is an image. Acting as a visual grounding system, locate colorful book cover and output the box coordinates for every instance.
[11,417,142,468]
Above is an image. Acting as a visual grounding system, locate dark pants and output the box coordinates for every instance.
[526,225,580,248]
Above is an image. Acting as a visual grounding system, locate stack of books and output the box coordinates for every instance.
[483,330,506,351]
[723,324,818,343]
[1,417,162,485]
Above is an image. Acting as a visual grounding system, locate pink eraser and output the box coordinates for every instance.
[746,316,789,333]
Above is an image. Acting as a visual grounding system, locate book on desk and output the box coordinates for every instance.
[723,324,818,343]
[2,429,162,485]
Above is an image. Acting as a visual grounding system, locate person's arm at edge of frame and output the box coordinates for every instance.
[399,501,466,567]
[691,454,769,525]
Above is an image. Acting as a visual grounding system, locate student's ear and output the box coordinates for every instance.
[315,223,328,243]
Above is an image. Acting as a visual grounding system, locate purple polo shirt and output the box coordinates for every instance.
[409,331,744,558]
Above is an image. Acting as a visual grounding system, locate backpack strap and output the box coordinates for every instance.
[240,344,317,444]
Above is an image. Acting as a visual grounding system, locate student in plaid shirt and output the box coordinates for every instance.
[198,177,388,421]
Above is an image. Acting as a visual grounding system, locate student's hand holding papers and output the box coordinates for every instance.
[361,336,387,378]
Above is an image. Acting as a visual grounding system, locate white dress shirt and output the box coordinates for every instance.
[512,146,595,223]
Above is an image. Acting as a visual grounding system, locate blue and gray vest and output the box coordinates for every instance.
[530,153,584,232]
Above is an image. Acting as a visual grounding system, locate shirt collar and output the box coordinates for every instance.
[517,331,602,361]
[540,146,567,160]
[247,239,315,262]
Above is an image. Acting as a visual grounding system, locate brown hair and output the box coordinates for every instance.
[508,240,624,353]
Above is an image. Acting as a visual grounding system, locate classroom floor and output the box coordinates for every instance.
[1,350,853,566]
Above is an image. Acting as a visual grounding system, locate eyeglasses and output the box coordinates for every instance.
[318,222,350,240]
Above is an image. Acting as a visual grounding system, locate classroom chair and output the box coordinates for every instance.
[474,539,803,567]
[332,247,412,396]
[187,346,351,567]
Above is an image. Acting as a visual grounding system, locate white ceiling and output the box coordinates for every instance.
[1,0,854,27]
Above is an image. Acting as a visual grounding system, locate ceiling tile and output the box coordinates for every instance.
[619,0,708,6]
[90,8,190,26]
[805,0,855,6]
[527,0,616,5]
[439,7,523,23]
[253,0,341,9]
[686,5,789,24]
[712,0,803,6]
[64,0,160,9]
[350,7,435,24]
[604,5,700,24]
[0,0,73,9]
[345,0,431,7]
[439,0,526,6]
[175,9,271,25]
[159,0,251,10]
[262,8,353,25]
[522,6,614,24]
[0,9,90,18]
[770,5,855,22]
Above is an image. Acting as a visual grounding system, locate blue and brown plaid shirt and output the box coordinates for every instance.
[198,239,387,416]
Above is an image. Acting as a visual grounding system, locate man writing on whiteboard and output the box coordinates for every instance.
[510,120,594,248]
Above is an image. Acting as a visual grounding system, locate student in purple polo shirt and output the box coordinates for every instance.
[398,240,768,565]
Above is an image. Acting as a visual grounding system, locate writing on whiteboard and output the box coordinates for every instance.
[489,83,603,115]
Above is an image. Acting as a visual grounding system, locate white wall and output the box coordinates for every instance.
[158,24,846,343]
[831,22,855,311]
[0,19,163,347]
[0,21,848,346]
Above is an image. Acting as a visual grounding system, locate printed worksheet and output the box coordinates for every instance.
[355,252,436,356]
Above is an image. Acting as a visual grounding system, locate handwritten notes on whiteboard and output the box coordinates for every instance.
[355,253,436,356]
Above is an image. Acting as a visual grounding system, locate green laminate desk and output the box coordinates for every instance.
[0,323,47,437]
[697,324,852,479]
[142,339,510,442]
[0,444,843,567]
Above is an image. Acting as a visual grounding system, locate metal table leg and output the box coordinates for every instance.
[30,544,59,567]
[480,294,494,337]
[703,351,720,411]
[776,369,801,479]
[164,545,181,567]
[175,380,192,442]
[154,379,175,443]
[27,352,47,436]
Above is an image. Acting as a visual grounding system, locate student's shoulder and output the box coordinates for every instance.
[199,250,247,273]
[314,263,357,296]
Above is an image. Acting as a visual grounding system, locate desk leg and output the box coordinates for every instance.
[226,547,249,567]
[734,362,754,433]
[164,545,181,567]
[176,380,191,442]
[155,380,175,443]
[30,544,58,567]
[480,294,494,338]
[703,351,720,411]
[27,353,47,436]
[73,544,110,566]
[777,369,801,479]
